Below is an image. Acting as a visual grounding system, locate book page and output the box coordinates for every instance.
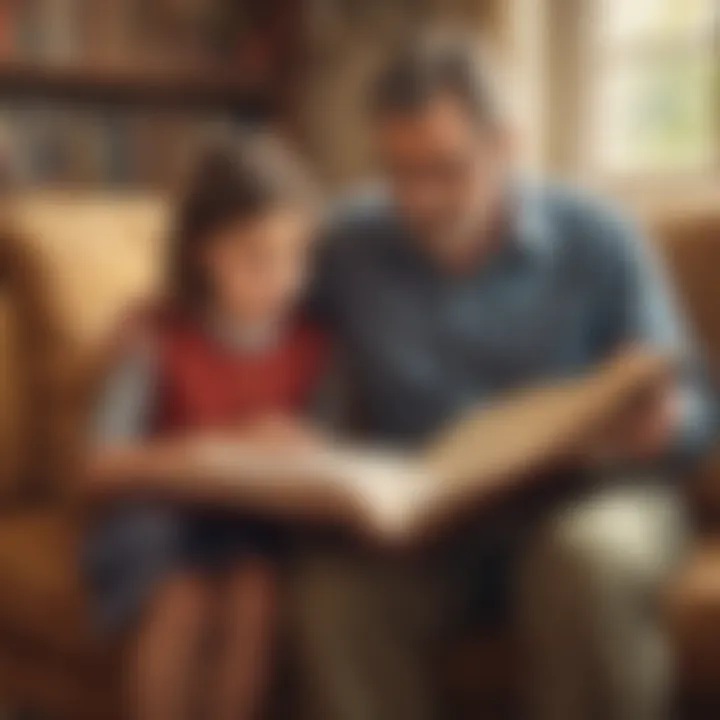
[190,440,429,534]
[426,351,671,488]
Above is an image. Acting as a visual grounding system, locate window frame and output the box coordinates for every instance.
[584,0,720,186]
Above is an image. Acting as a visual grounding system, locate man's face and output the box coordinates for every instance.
[373,95,511,264]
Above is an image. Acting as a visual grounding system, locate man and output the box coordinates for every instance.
[292,35,712,720]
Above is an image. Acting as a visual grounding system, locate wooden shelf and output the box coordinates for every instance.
[0,62,275,115]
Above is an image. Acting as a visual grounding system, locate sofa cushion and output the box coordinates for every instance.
[666,537,720,692]
[0,507,117,666]
[7,194,168,494]
[10,194,168,352]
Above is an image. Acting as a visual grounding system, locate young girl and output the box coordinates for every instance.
[83,136,328,720]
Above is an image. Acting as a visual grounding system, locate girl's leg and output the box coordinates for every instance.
[128,572,216,720]
[209,558,278,720]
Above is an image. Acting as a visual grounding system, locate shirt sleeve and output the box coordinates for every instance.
[90,339,158,447]
[304,229,342,330]
[307,356,359,434]
[597,211,716,463]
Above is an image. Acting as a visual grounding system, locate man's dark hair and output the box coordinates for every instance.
[369,32,505,126]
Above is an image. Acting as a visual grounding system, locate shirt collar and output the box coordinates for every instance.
[382,179,555,271]
[205,313,283,354]
[509,180,555,261]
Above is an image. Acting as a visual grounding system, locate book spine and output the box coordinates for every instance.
[81,0,129,68]
[43,0,81,64]
[0,1,18,60]
[105,109,133,186]
[16,0,40,61]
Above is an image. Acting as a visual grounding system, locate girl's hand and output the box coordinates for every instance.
[234,414,329,452]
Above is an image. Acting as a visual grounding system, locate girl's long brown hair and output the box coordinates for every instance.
[167,133,318,311]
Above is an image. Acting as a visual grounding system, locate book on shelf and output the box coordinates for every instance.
[0,101,244,189]
[13,0,81,64]
[0,2,17,59]
[1,0,252,73]
[81,0,141,69]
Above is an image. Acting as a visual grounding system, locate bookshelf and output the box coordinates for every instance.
[0,63,272,113]
[0,0,301,189]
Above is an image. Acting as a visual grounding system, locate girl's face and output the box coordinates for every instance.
[199,209,314,327]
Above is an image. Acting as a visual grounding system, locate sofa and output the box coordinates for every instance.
[0,192,718,719]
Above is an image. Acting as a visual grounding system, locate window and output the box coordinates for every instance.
[590,0,719,179]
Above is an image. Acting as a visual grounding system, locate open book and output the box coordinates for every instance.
[186,351,671,544]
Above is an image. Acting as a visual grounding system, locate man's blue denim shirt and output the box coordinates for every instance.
[313,183,715,461]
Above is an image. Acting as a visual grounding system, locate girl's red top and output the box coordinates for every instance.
[148,312,330,434]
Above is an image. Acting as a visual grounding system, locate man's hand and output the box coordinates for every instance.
[602,377,680,462]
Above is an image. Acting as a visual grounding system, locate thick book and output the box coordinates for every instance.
[181,350,671,545]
